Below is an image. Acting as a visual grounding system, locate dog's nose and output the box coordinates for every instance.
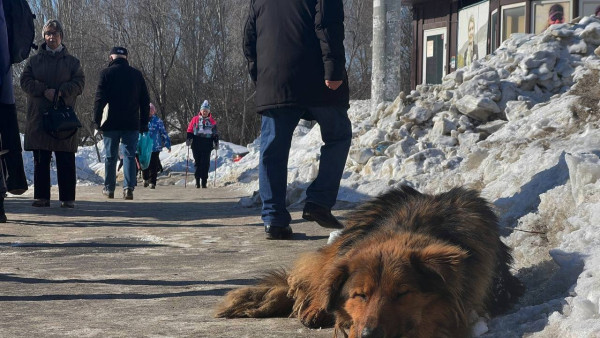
[361,326,383,338]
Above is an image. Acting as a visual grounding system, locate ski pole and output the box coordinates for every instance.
[185,145,190,188]
[213,149,218,187]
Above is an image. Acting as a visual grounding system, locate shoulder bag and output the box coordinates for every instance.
[42,90,82,140]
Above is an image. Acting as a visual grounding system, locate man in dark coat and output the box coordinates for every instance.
[93,47,150,200]
[244,0,352,239]
[0,0,28,222]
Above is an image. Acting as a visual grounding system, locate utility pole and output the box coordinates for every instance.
[372,1,412,109]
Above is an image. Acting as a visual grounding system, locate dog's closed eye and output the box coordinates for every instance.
[394,290,410,300]
[351,292,368,301]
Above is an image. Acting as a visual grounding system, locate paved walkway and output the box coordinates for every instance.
[0,183,343,337]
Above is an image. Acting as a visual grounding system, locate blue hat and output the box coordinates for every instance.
[201,100,210,110]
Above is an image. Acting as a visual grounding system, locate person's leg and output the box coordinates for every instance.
[103,131,120,193]
[54,151,76,203]
[142,167,150,185]
[191,142,202,187]
[33,149,52,201]
[0,194,5,223]
[305,106,352,208]
[0,166,6,222]
[259,108,302,228]
[198,139,212,188]
[149,151,160,186]
[120,130,139,192]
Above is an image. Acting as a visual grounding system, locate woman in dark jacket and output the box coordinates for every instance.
[20,20,85,208]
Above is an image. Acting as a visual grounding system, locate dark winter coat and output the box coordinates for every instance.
[243,0,349,113]
[93,58,150,132]
[20,44,85,153]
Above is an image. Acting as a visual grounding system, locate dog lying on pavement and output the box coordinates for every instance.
[216,186,524,338]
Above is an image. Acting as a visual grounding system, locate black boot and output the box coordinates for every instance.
[0,196,6,223]
[195,178,200,189]
[201,179,207,189]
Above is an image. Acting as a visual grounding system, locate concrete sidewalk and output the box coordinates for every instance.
[0,184,342,337]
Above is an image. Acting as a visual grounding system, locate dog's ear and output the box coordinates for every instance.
[322,259,350,312]
[410,244,468,289]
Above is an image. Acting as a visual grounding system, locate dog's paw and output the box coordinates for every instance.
[298,304,335,328]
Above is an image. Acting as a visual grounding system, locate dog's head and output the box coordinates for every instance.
[322,233,469,338]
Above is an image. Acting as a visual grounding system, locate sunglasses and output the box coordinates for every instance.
[44,31,60,37]
[550,13,563,22]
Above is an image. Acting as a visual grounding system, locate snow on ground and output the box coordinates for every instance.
[14,16,600,338]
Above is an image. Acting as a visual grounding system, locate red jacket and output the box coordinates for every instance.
[187,113,218,139]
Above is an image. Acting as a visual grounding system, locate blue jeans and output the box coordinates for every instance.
[259,106,351,227]
[103,130,139,191]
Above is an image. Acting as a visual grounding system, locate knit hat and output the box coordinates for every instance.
[595,5,600,16]
[110,46,128,56]
[149,103,156,114]
[42,19,63,39]
[548,4,564,22]
[200,100,210,110]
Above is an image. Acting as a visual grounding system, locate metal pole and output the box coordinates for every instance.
[213,149,218,187]
[185,145,190,188]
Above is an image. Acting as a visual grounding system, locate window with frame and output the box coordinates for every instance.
[580,0,600,17]
[502,3,526,42]
[491,10,499,51]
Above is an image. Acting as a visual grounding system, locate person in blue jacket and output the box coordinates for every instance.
[142,103,171,189]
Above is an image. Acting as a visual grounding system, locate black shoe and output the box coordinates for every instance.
[60,201,75,208]
[302,202,344,229]
[123,188,134,200]
[150,184,156,189]
[102,188,114,199]
[32,199,50,207]
[196,179,200,189]
[143,180,149,187]
[265,225,293,240]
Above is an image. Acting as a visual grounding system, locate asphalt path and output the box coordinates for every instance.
[0,182,345,337]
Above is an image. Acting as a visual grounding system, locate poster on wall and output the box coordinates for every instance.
[533,1,571,34]
[457,2,490,69]
[581,0,600,17]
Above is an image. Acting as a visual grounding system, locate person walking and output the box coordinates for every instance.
[186,100,219,189]
[142,103,171,189]
[1,0,29,221]
[244,0,352,239]
[20,19,85,208]
[93,46,150,200]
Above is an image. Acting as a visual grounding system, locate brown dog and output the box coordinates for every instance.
[216,186,523,338]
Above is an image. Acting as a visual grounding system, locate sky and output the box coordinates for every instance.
[14,16,600,338]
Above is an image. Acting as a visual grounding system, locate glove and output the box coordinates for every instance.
[186,139,192,146]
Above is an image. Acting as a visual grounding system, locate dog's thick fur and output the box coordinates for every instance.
[216,186,523,338]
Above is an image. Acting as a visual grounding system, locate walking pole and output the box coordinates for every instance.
[184,145,190,188]
[213,148,218,187]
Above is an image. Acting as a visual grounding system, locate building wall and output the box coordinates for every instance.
[406,0,598,89]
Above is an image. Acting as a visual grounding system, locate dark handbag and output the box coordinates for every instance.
[42,91,82,140]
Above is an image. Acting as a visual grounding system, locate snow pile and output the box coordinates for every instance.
[215,18,600,337]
